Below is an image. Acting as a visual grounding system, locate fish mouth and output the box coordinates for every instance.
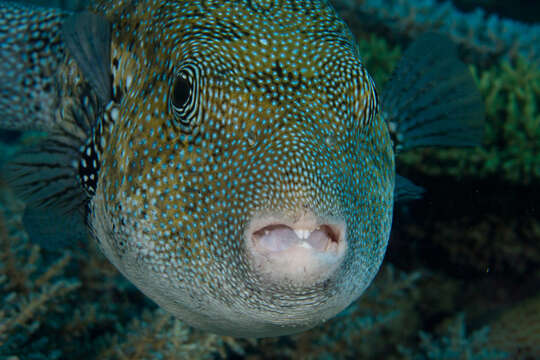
[251,224,341,253]
[246,213,347,285]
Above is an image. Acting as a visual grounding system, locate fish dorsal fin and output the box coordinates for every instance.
[382,33,485,153]
[395,174,424,202]
[62,11,112,105]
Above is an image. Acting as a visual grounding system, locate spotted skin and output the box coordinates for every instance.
[2,0,394,337]
[0,2,66,131]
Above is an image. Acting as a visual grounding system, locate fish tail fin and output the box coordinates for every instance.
[0,2,67,131]
[382,33,485,153]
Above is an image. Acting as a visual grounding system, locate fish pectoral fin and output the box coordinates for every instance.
[4,122,88,214]
[62,11,112,105]
[3,96,101,217]
[23,205,88,250]
[381,33,485,153]
[395,174,424,202]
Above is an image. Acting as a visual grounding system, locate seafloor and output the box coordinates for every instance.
[0,0,539,359]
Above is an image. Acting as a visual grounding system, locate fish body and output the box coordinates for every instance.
[0,0,483,337]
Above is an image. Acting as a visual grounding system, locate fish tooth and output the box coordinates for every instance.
[294,229,310,239]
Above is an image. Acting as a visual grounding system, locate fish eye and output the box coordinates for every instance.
[171,75,191,109]
[169,64,200,133]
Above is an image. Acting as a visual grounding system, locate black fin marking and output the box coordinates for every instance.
[395,174,425,202]
[381,33,485,153]
[78,131,101,197]
[0,2,66,131]
[62,11,112,105]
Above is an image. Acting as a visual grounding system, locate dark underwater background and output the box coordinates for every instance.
[0,0,539,359]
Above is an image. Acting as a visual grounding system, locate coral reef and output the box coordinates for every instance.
[356,33,402,87]
[398,313,508,360]
[332,0,540,64]
[398,55,540,184]
[356,29,540,186]
[0,181,79,359]
[488,294,540,358]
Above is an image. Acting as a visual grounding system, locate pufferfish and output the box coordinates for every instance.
[0,0,483,337]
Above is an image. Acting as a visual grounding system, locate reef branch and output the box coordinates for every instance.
[332,0,540,64]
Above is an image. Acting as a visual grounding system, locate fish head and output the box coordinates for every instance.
[90,0,394,337]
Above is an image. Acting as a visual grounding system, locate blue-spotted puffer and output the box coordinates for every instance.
[0,0,483,337]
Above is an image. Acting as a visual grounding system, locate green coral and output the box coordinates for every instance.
[399,313,509,360]
[399,56,540,184]
[475,57,540,182]
[357,34,402,87]
[356,32,540,184]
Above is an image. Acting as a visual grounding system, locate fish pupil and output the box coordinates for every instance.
[171,75,191,110]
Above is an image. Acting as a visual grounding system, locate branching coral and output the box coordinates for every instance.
[398,313,509,360]
[0,187,80,359]
[352,26,540,185]
[95,309,245,360]
[472,57,540,183]
[487,294,540,358]
[332,0,540,63]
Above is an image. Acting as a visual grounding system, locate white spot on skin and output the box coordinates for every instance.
[111,107,120,122]
[126,74,133,90]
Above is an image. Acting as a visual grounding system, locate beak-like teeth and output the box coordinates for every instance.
[294,229,310,240]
